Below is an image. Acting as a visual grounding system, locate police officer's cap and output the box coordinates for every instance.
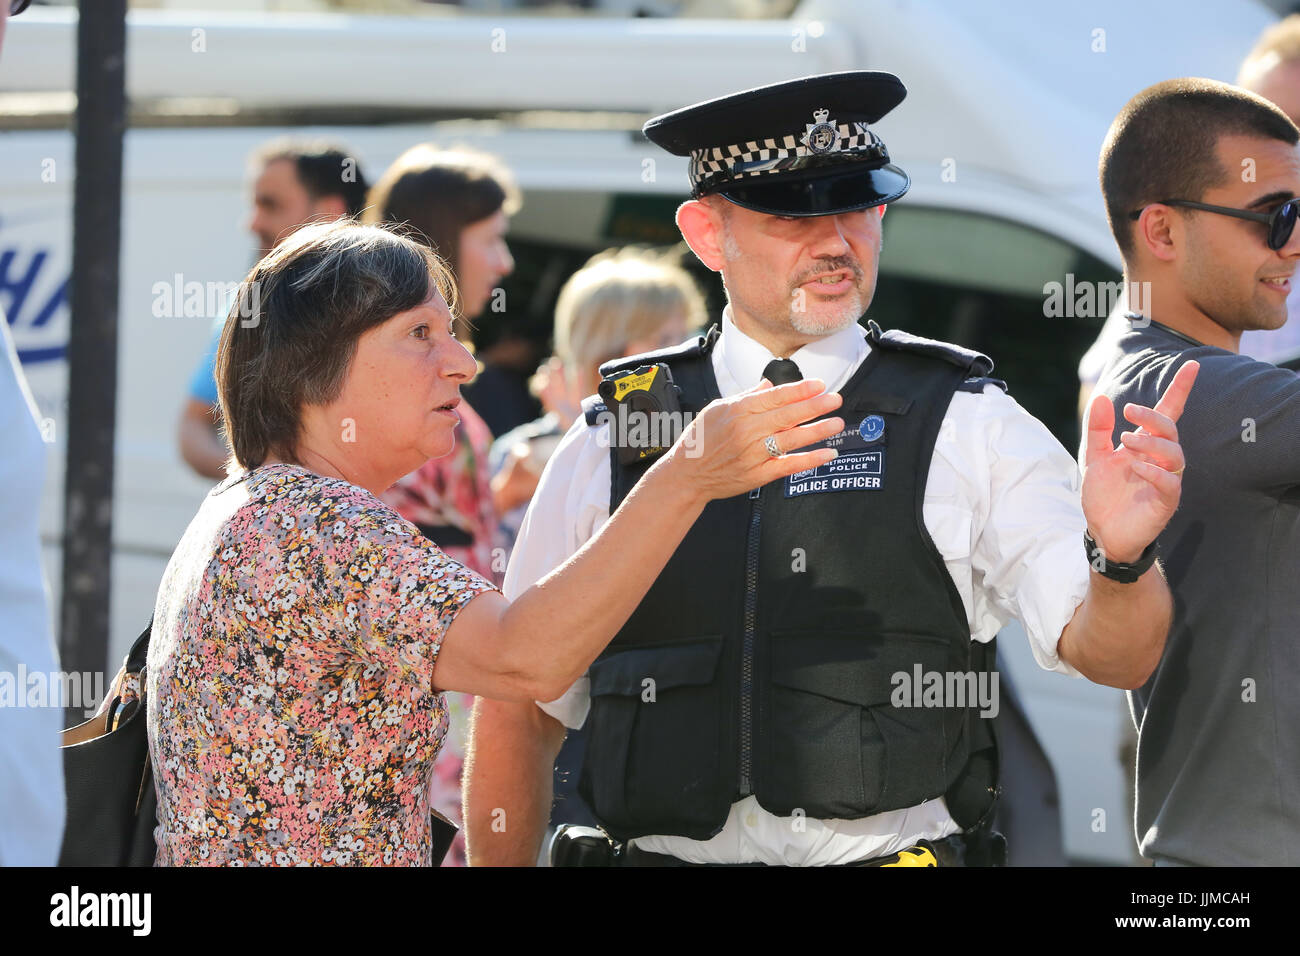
[643,71,910,218]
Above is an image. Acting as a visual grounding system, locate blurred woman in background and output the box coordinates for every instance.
[363,144,517,865]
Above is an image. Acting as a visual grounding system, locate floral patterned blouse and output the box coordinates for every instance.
[144,463,496,866]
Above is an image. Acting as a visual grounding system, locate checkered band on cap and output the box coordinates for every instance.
[689,120,885,195]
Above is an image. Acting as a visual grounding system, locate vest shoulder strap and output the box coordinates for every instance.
[587,324,722,432]
[866,319,995,379]
[597,323,721,379]
[595,325,722,513]
[957,376,1009,394]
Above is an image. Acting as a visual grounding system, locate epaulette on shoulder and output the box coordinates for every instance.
[865,319,994,378]
[957,376,1008,394]
[597,323,721,379]
[581,394,608,427]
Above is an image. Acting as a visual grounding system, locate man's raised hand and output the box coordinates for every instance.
[1081,360,1200,564]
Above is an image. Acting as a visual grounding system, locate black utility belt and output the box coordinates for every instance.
[620,839,953,867]
[550,825,1005,867]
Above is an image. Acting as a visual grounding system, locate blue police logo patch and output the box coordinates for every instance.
[859,415,886,443]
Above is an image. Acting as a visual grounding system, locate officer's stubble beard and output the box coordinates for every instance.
[718,208,879,342]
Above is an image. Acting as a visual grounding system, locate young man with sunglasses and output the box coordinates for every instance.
[1092,77,1300,866]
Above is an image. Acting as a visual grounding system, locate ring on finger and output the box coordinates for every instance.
[764,435,782,458]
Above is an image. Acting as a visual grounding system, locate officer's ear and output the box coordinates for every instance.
[676,198,728,273]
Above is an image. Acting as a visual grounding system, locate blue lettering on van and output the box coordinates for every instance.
[1,248,70,364]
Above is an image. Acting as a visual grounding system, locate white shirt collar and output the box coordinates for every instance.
[712,305,870,396]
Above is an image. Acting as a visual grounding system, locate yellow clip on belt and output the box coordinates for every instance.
[877,845,939,867]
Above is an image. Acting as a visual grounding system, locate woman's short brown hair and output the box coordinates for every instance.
[215,220,456,470]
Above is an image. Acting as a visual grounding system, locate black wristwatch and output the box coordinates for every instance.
[1084,531,1158,583]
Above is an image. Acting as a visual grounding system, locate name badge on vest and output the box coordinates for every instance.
[784,414,887,497]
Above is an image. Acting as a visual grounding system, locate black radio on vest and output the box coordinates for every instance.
[579,321,1004,845]
[595,363,686,467]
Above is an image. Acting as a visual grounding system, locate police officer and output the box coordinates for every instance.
[464,71,1197,867]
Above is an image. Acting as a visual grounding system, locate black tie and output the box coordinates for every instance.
[762,358,803,385]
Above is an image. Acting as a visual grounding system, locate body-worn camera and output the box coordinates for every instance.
[596,363,687,467]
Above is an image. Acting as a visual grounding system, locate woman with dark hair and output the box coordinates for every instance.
[140,220,839,866]
[364,144,517,343]
[363,145,522,864]
[365,145,536,436]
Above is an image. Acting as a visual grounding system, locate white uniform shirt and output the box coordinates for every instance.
[0,316,65,865]
[504,311,1089,865]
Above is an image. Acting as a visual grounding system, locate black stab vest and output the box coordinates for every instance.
[578,321,1003,843]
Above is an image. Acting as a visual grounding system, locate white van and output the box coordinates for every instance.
[1,0,1276,863]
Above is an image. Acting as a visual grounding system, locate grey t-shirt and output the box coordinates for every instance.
[1096,320,1300,866]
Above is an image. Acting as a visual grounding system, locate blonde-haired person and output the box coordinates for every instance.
[555,247,709,400]
[137,220,841,866]
[489,247,709,528]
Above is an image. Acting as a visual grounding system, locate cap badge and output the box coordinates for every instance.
[802,108,840,154]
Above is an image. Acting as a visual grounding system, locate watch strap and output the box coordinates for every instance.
[1084,530,1158,584]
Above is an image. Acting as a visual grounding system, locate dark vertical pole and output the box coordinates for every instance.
[60,0,127,677]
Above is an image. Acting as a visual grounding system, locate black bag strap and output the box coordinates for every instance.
[124,616,152,674]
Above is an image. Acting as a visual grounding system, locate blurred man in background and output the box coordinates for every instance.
[176,139,369,479]
[0,0,65,867]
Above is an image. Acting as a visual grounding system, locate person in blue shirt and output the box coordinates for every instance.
[177,139,369,479]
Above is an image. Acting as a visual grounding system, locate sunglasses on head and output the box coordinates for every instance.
[1129,197,1300,251]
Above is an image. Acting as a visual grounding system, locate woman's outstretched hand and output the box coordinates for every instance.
[437,378,844,704]
[665,378,844,502]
